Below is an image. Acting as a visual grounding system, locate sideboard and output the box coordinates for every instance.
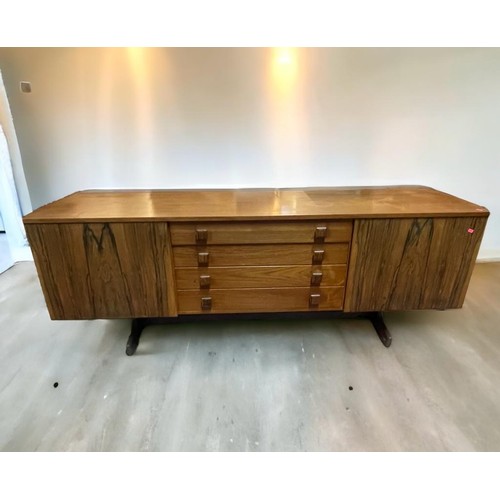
[23,186,489,355]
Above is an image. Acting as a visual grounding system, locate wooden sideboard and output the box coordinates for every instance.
[23,186,489,354]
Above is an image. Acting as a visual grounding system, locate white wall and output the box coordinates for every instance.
[0,47,498,258]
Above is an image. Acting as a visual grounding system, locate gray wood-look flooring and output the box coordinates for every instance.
[1,262,499,451]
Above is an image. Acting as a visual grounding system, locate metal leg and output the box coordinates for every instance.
[123,312,393,356]
[367,312,392,347]
[126,319,146,356]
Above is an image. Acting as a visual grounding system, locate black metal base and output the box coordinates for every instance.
[365,312,392,347]
[126,319,146,356]
[125,311,392,355]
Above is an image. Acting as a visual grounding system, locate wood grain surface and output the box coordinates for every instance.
[24,187,489,320]
[23,186,490,223]
[175,264,347,290]
[344,217,487,311]
[173,243,350,267]
[26,222,175,319]
[177,286,345,314]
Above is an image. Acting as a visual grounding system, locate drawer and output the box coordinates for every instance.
[177,286,345,314]
[175,265,347,290]
[170,221,353,245]
[173,243,350,267]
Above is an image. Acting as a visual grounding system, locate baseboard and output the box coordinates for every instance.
[477,249,500,262]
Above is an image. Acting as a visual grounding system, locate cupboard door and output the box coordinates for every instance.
[344,217,487,312]
[26,222,176,319]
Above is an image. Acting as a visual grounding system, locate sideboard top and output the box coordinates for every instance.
[23,186,490,223]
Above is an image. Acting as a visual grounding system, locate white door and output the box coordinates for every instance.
[0,69,32,269]
[0,208,14,274]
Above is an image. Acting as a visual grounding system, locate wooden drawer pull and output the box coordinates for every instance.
[314,226,327,240]
[309,293,321,306]
[198,252,209,266]
[199,275,211,288]
[312,249,325,264]
[311,271,323,285]
[201,296,212,310]
[195,228,208,243]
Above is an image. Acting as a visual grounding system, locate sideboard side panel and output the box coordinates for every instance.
[26,224,95,319]
[344,217,487,312]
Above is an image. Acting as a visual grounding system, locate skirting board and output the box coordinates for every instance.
[477,248,500,262]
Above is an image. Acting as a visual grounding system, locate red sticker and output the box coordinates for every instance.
[467,228,475,234]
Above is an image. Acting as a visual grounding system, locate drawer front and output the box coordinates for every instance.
[177,287,345,314]
[173,243,350,267]
[175,265,347,290]
[170,221,353,245]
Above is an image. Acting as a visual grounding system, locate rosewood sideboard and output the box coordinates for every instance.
[23,186,489,355]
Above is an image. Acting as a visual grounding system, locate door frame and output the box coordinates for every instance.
[0,68,33,263]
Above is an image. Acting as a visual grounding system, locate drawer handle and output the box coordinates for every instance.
[198,252,209,266]
[311,271,323,286]
[201,296,212,310]
[195,228,208,243]
[309,293,321,306]
[314,226,327,240]
[199,275,211,288]
[312,249,325,264]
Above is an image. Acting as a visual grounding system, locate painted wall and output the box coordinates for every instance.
[0,47,498,258]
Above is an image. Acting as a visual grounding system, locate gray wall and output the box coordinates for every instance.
[0,47,498,258]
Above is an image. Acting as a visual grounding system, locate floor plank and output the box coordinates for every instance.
[0,262,499,451]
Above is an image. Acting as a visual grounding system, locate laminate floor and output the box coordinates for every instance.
[0,262,499,451]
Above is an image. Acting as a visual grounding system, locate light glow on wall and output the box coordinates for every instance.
[267,47,309,181]
[270,47,299,97]
[126,47,155,170]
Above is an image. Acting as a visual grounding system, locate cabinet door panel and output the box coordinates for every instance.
[344,217,487,311]
[27,222,175,319]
